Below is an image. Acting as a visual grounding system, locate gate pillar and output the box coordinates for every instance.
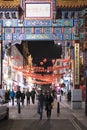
[71,40,82,109]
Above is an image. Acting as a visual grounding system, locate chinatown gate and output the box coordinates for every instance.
[0,0,83,109]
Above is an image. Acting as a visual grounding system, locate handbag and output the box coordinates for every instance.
[51,102,54,108]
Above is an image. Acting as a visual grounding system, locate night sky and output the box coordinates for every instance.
[28,40,62,67]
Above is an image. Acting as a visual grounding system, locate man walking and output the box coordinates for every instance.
[37,90,44,120]
[31,88,36,104]
[26,89,31,105]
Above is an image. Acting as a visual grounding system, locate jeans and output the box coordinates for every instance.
[38,103,43,120]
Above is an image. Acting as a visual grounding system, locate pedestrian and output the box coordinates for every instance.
[45,91,54,120]
[5,89,10,102]
[21,90,25,106]
[67,90,71,103]
[15,86,21,105]
[26,88,31,105]
[31,88,36,104]
[10,89,15,106]
[52,88,56,100]
[37,90,44,120]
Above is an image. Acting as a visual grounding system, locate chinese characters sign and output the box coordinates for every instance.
[26,3,51,19]
[74,43,80,85]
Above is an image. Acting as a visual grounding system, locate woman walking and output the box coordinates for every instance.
[45,91,53,120]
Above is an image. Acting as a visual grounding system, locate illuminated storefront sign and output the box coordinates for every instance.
[74,43,79,85]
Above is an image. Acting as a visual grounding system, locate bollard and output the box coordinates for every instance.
[57,102,60,116]
[18,99,21,114]
[57,95,60,116]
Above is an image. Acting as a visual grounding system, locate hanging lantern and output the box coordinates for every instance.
[52,59,55,64]
[43,58,47,63]
[40,61,43,65]
[11,56,15,59]
[15,55,20,60]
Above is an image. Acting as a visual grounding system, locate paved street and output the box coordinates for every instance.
[0,119,80,130]
[0,98,87,130]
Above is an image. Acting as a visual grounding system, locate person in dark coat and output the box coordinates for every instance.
[45,91,53,120]
[15,87,21,104]
[21,90,25,106]
[52,88,57,99]
[31,88,36,104]
[67,90,71,102]
[5,90,10,102]
[26,89,31,105]
[37,90,45,120]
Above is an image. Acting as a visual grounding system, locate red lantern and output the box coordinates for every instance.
[52,59,55,64]
[40,61,43,65]
[15,55,19,60]
[43,58,47,63]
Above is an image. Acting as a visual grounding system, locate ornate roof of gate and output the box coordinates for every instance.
[0,0,87,9]
[0,0,20,9]
[56,0,87,8]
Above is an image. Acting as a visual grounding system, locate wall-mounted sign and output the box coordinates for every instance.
[24,20,52,26]
[3,32,74,41]
[24,34,53,40]
[74,43,80,85]
[25,3,51,19]
[3,19,74,27]
[2,19,76,41]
